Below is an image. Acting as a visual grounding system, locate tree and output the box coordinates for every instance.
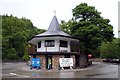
[0,15,2,59]
[60,20,72,34]
[61,3,114,64]
[2,15,46,60]
[99,38,120,59]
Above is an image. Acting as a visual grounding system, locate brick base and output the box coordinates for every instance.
[35,55,76,70]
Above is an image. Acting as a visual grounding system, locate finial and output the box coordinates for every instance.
[53,10,56,16]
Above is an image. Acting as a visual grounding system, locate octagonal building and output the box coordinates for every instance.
[28,15,80,69]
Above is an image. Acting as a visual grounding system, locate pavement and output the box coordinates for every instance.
[2,62,119,78]
[21,62,102,72]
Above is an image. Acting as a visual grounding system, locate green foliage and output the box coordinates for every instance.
[2,14,46,60]
[22,52,30,61]
[72,3,101,21]
[60,3,114,58]
[99,38,120,59]
[6,48,19,60]
[22,43,30,61]
[0,15,2,59]
[60,20,72,34]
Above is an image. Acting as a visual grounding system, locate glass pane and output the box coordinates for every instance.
[45,40,55,47]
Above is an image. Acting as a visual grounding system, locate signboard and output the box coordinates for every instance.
[32,58,36,67]
[59,58,73,67]
[32,58,40,67]
[88,54,92,58]
[36,58,40,67]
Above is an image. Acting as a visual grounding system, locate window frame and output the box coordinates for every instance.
[60,40,68,48]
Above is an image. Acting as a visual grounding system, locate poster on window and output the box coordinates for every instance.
[59,58,73,67]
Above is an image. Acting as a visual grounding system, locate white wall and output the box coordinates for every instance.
[37,39,71,52]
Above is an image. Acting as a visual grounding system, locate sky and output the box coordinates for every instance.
[0,0,119,37]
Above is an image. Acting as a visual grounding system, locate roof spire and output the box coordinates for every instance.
[35,14,71,37]
[53,10,56,16]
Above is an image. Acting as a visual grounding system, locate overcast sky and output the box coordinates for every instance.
[0,0,119,37]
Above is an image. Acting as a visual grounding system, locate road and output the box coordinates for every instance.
[2,62,119,79]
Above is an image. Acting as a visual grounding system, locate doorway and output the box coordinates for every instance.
[46,55,52,69]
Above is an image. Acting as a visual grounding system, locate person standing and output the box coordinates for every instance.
[48,58,51,70]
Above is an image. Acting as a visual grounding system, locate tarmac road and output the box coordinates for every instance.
[2,62,119,79]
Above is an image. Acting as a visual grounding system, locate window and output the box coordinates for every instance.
[45,40,55,47]
[38,41,41,48]
[60,40,68,47]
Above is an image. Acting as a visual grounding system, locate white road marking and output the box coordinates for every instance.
[10,73,18,76]
[10,72,30,77]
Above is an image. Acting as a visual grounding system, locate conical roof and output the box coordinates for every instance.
[35,16,71,37]
[47,15,61,32]
[29,15,79,44]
